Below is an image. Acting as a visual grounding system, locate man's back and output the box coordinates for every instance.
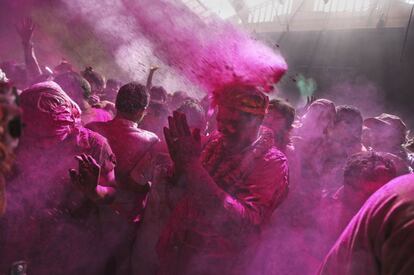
[87,117,159,180]
[319,173,414,275]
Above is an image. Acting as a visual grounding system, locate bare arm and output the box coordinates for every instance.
[146,66,159,91]
[16,18,42,80]
[69,154,116,204]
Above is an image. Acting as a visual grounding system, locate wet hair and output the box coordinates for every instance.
[268,98,295,130]
[344,151,396,188]
[177,99,206,130]
[81,66,105,92]
[54,72,91,106]
[115,82,149,114]
[150,86,168,102]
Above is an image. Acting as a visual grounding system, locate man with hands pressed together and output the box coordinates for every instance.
[157,83,289,275]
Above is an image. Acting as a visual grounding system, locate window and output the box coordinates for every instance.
[313,0,371,12]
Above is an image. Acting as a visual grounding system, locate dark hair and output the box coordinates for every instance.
[335,105,363,140]
[150,86,168,102]
[106,78,122,90]
[54,72,91,106]
[335,105,363,125]
[170,91,190,108]
[177,99,206,130]
[268,98,295,130]
[147,101,169,117]
[344,151,396,188]
[115,82,149,114]
[81,66,105,92]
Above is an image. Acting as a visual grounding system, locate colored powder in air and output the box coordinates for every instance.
[122,0,287,93]
[296,74,317,97]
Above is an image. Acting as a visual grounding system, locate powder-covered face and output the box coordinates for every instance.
[217,105,261,146]
[331,119,361,144]
[301,103,335,138]
[263,110,287,135]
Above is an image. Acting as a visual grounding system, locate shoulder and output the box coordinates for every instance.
[264,146,288,163]
[135,128,160,144]
[85,121,108,132]
[78,127,111,150]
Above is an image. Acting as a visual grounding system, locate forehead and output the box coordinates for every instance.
[217,105,243,120]
[268,109,285,118]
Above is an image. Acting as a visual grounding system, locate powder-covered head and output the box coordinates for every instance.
[20,81,81,141]
[81,66,106,94]
[300,98,336,138]
[364,113,408,147]
[54,71,92,109]
[344,151,396,194]
[213,83,269,117]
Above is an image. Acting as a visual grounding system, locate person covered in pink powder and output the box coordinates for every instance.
[262,98,296,153]
[319,173,414,275]
[157,83,289,275]
[86,81,160,274]
[1,81,116,275]
[54,71,113,125]
[318,151,397,261]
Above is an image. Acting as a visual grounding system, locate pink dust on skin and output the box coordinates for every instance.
[122,0,287,93]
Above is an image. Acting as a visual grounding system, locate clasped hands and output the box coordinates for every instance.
[164,111,201,171]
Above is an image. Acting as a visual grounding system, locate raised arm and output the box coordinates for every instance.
[16,18,42,80]
[146,65,159,91]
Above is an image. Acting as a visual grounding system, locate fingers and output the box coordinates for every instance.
[75,154,97,171]
[173,111,190,136]
[69,169,79,185]
[164,127,173,148]
[86,154,100,169]
[75,155,83,163]
[168,115,178,137]
[164,127,177,160]
[192,128,201,143]
[179,112,191,136]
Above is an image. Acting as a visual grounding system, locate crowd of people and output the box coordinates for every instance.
[0,18,414,275]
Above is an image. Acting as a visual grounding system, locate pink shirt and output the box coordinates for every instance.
[87,117,159,222]
[319,174,414,275]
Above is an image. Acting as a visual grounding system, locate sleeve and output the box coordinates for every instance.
[377,200,414,274]
[86,130,116,187]
[0,174,5,216]
[221,152,289,227]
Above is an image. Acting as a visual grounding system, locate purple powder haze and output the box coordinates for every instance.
[121,0,287,92]
[61,0,287,94]
[2,0,287,95]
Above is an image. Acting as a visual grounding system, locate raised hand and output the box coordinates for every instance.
[306,95,317,108]
[146,65,159,90]
[16,17,35,44]
[69,154,101,194]
[163,111,201,169]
